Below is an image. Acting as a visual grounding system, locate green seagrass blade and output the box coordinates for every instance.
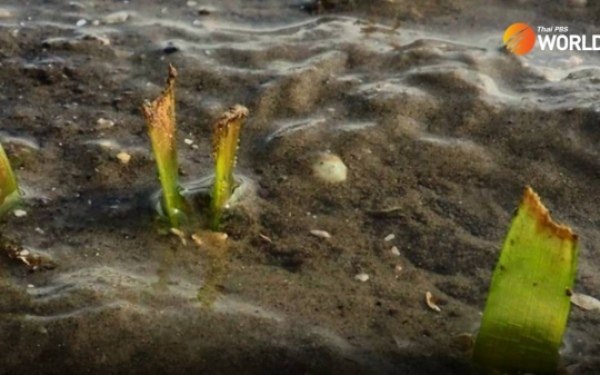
[473,186,579,373]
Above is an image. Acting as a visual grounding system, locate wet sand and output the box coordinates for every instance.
[0,1,599,374]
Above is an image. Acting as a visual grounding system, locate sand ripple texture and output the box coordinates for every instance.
[0,1,600,374]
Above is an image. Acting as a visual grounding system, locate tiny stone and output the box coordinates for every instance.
[184,138,194,145]
[384,233,395,242]
[391,246,400,256]
[355,273,369,282]
[116,151,131,164]
[76,19,87,27]
[186,0,198,6]
[35,227,45,234]
[310,229,331,239]
[96,117,115,129]
[395,264,403,272]
[13,209,27,217]
[27,284,35,288]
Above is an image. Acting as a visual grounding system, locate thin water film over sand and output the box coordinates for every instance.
[0,1,600,374]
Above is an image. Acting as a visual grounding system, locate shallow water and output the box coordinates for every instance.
[1,1,600,374]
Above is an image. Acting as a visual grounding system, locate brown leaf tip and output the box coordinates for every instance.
[142,65,178,145]
[215,105,249,128]
[212,104,249,155]
[521,186,577,241]
[167,64,178,86]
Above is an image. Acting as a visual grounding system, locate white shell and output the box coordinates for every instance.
[13,209,27,217]
[310,229,331,239]
[116,151,132,164]
[571,292,600,311]
[312,153,347,183]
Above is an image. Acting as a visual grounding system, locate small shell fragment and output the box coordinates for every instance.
[384,233,395,242]
[259,233,273,243]
[191,233,203,247]
[312,153,347,183]
[425,291,441,312]
[191,231,229,249]
[355,273,369,282]
[116,151,131,164]
[310,229,331,239]
[96,118,115,129]
[184,138,194,145]
[391,246,400,256]
[13,209,27,217]
[169,227,187,245]
[570,292,600,311]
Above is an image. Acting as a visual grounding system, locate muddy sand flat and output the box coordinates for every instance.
[0,1,599,374]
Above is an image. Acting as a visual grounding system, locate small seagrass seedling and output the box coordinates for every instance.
[210,105,249,230]
[0,142,21,216]
[142,64,188,228]
[473,186,578,373]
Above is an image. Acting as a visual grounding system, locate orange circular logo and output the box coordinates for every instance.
[503,23,536,55]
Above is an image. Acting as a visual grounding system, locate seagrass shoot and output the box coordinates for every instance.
[0,142,21,217]
[142,64,189,228]
[473,186,579,373]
